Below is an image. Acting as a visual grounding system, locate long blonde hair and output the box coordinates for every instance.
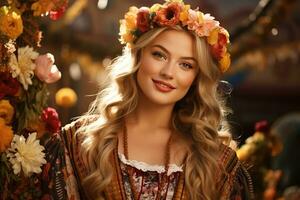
[77,26,232,200]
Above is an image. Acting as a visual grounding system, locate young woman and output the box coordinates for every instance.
[41,0,254,199]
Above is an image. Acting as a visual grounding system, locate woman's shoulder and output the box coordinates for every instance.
[217,143,255,199]
[60,115,99,143]
[217,143,249,180]
[217,143,238,169]
[62,115,99,134]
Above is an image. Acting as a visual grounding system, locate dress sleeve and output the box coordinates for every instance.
[40,124,81,200]
[218,144,255,200]
[230,163,254,200]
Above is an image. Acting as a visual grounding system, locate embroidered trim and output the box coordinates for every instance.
[118,153,183,176]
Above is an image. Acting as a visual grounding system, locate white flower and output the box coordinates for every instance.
[6,132,46,177]
[8,46,39,90]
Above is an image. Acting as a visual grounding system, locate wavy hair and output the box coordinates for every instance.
[77,26,233,200]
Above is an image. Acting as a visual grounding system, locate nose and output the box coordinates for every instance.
[160,61,175,79]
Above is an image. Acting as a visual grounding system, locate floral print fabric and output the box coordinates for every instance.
[118,153,183,200]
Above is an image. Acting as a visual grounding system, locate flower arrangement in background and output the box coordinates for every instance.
[0,0,67,198]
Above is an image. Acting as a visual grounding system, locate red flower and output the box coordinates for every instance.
[154,2,181,26]
[210,33,227,60]
[49,4,67,20]
[136,7,150,32]
[255,120,270,133]
[0,71,20,99]
[41,107,61,133]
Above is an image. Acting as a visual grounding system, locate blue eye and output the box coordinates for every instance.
[152,51,166,60]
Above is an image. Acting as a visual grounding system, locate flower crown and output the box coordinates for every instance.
[119,0,231,73]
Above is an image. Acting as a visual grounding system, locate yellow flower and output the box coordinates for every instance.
[150,4,162,13]
[0,99,14,124]
[55,87,78,108]
[119,6,139,44]
[0,6,23,39]
[124,6,138,30]
[31,0,55,16]
[122,32,135,44]
[179,4,190,23]
[219,52,231,73]
[0,118,13,153]
[207,28,219,45]
[196,11,204,24]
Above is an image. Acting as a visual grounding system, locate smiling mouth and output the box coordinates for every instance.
[152,79,176,92]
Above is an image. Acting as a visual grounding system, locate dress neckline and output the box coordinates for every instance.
[118,152,183,176]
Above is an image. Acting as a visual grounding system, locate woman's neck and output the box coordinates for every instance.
[126,99,174,131]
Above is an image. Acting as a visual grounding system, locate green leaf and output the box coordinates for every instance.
[15,77,49,133]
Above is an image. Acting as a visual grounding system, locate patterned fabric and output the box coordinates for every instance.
[40,132,81,200]
[118,153,182,200]
[36,120,254,200]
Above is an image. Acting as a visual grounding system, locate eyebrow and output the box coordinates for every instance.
[151,44,197,63]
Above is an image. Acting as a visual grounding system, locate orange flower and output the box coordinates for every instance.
[124,6,138,30]
[210,32,228,60]
[0,6,23,39]
[219,52,231,73]
[207,28,220,45]
[154,2,182,26]
[119,6,138,44]
[0,99,14,124]
[179,4,190,25]
[0,118,13,153]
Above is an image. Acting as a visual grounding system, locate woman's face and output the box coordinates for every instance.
[137,29,198,106]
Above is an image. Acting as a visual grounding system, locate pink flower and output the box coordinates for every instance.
[136,7,150,32]
[154,2,182,26]
[187,11,219,37]
[34,53,61,83]
[41,107,61,133]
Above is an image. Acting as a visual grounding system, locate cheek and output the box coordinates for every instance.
[139,54,161,76]
[137,58,155,88]
[177,73,197,89]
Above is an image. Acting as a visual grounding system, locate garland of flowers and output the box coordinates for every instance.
[119,0,231,73]
[0,0,67,198]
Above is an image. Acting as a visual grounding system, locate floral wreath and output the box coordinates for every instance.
[119,0,231,73]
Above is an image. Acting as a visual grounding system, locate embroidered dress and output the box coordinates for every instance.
[34,120,254,200]
[118,153,183,200]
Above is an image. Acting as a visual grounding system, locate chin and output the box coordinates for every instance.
[141,90,181,106]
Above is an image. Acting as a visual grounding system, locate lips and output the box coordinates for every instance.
[152,79,176,92]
